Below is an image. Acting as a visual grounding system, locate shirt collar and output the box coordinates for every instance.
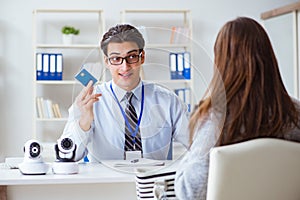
[110,80,143,102]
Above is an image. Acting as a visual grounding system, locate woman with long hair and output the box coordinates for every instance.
[175,17,300,200]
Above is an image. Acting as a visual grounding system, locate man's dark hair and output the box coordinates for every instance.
[100,24,145,56]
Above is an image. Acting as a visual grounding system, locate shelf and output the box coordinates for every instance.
[261,2,300,20]
[147,79,191,84]
[122,10,190,14]
[36,80,77,85]
[121,9,194,109]
[36,80,189,85]
[33,9,104,142]
[36,44,100,49]
[34,9,103,14]
[36,118,68,122]
[145,44,190,49]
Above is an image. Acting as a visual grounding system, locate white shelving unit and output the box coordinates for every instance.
[32,9,105,143]
[120,9,194,109]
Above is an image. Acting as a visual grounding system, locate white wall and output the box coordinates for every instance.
[0,0,297,161]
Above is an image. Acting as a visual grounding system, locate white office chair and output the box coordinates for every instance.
[206,138,300,200]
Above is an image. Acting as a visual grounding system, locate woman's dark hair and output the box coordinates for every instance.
[189,17,300,146]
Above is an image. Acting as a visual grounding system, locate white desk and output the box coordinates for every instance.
[0,162,138,200]
[0,143,185,200]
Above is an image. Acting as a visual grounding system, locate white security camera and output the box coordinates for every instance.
[19,139,50,175]
[54,137,77,162]
[23,139,42,160]
[57,137,75,154]
[53,137,79,174]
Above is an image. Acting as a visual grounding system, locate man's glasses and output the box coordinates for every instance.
[108,52,142,65]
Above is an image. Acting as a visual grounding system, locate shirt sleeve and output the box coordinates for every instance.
[175,113,219,200]
[61,103,94,161]
[171,94,190,148]
[175,150,209,200]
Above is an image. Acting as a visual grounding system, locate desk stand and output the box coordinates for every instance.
[0,186,7,200]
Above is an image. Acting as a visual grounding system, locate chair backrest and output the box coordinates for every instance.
[206,138,300,200]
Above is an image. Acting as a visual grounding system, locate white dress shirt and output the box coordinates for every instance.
[61,80,190,162]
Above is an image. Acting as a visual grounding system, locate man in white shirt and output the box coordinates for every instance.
[61,24,189,162]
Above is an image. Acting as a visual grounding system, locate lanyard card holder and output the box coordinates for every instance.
[125,151,142,160]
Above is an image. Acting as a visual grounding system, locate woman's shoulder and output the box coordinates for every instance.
[285,97,300,141]
[291,97,300,108]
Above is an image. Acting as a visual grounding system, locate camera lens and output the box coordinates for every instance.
[30,142,40,158]
[61,138,73,150]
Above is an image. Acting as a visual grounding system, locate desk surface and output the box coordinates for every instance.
[0,160,179,200]
[0,160,178,186]
[0,162,136,185]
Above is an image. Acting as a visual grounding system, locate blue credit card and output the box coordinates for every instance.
[75,68,97,86]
